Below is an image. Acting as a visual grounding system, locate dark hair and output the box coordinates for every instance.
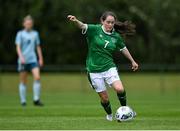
[100,11,136,37]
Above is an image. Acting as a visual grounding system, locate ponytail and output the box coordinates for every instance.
[114,20,136,38]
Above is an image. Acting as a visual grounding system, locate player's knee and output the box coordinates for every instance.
[115,87,124,94]
[34,76,40,81]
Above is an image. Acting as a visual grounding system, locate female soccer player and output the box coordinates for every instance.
[15,15,44,106]
[67,11,138,121]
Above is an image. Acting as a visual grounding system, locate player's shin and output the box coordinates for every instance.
[101,101,112,115]
[19,83,27,104]
[33,80,41,101]
[117,90,127,106]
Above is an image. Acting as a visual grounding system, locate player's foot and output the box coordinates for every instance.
[34,100,44,106]
[106,114,113,121]
[21,102,26,106]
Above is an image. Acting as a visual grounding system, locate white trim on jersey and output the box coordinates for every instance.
[120,46,127,52]
[82,24,88,34]
[102,25,115,35]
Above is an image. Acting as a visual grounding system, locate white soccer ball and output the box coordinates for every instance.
[115,106,134,122]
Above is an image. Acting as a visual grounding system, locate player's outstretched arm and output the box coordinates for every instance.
[121,48,139,71]
[67,15,86,30]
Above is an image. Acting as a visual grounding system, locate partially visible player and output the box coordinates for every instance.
[15,15,44,106]
[67,11,138,121]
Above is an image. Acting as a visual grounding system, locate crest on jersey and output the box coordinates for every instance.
[99,34,103,38]
[111,38,117,43]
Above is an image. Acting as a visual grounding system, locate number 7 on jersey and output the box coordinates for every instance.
[104,40,110,48]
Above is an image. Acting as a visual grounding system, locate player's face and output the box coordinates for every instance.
[102,15,115,32]
[23,19,33,30]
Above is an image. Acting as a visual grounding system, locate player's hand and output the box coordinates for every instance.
[67,15,77,22]
[20,57,25,64]
[131,61,138,71]
[39,59,44,67]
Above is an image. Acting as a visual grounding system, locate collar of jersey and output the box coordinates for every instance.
[23,29,33,33]
[101,25,114,35]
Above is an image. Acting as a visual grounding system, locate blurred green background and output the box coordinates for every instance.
[0,0,180,66]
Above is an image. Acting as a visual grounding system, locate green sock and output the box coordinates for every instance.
[101,101,112,115]
[117,90,127,106]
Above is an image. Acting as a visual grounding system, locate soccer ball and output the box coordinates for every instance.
[115,106,135,122]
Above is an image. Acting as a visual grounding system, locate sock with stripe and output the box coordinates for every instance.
[117,90,127,106]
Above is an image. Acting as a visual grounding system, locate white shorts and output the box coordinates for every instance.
[88,67,120,93]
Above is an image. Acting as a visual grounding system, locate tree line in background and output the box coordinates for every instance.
[0,0,180,65]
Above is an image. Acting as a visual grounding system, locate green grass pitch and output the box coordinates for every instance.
[0,73,180,129]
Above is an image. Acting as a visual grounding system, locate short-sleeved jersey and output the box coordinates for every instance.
[15,29,40,64]
[83,24,126,73]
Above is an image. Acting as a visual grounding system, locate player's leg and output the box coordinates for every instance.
[19,71,28,106]
[112,80,127,106]
[98,91,112,114]
[112,80,136,117]
[31,66,43,106]
[98,91,113,121]
[105,68,137,117]
[88,73,113,121]
[105,68,127,106]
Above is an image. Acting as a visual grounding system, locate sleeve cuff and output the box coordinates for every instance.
[120,46,127,51]
[82,24,88,35]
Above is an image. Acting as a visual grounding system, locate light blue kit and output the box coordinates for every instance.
[15,29,40,64]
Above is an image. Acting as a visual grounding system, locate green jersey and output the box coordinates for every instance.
[84,24,126,73]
